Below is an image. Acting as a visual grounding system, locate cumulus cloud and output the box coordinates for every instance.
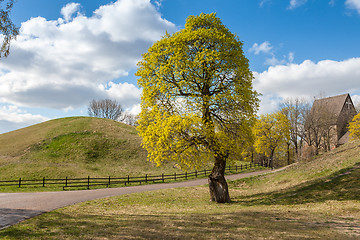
[288,0,307,10]
[249,41,273,55]
[254,58,360,114]
[346,0,360,14]
[61,3,81,22]
[0,0,176,110]
[0,105,49,133]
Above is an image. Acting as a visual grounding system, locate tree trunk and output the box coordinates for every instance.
[269,148,275,169]
[208,156,231,203]
[287,143,290,165]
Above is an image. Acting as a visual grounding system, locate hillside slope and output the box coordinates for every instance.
[0,117,172,179]
[229,139,360,204]
[1,136,359,239]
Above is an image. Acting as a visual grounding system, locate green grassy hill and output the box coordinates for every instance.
[0,117,176,180]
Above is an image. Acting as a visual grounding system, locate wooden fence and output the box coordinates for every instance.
[0,163,263,190]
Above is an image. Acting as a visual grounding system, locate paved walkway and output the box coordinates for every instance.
[0,169,275,230]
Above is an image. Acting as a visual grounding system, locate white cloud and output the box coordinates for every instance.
[154,0,164,8]
[352,94,360,104]
[288,52,294,63]
[61,3,81,22]
[256,94,283,115]
[103,82,142,108]
[0,105,50,133]
[0,0,176,111]
[288,0,307,10]
[254,58,360,114]
[264,52,294,66]
[264,56,286,66]
[346,0,360,14]
[129,104,141,115]
[249,41,273,55]
[249,41,294,66]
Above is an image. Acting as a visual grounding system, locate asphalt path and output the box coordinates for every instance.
[0,169,275,230]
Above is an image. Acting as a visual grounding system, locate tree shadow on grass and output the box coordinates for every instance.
[0,209,354,239]
[0,208,44,231]
[231,163,360,206]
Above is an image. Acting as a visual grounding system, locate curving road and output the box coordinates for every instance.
[0,169,274,230]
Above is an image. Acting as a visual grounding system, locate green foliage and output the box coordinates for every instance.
[349,112,360,139]
[136,13,259,169]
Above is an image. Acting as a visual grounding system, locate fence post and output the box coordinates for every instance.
[43,177,45,187]
[195,170,197,178]
[65,176,68,187]
[145,174,147,183]
[228,165,231,173]
[174,172,176,181]
[87,176,90,190]
[127,175,130,185]
[185,172,187,180]
[108,176,111,186]
[241,164,242,170]
[19,178,21,188]
[162,173,164,182]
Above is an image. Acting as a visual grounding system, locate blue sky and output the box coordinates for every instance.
[1,0,360,133]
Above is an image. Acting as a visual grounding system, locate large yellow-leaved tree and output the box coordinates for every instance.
[136,13,259,203]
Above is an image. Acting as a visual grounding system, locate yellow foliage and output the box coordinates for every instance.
[349,112,360,139]
[136,13,259,169]
[253,112,291,157]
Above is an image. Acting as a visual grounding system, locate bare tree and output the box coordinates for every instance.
[88,99,123,121]
[280,97,310,162]
[304,100,337,154]
[121,112,139,126]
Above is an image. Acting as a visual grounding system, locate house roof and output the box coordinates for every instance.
[311,93,350,120]
[338,131,350,145]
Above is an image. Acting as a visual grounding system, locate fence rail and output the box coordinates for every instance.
[0,163,263,190]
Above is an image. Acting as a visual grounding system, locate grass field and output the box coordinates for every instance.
[0,117,162,180]
[1,140,359,239]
